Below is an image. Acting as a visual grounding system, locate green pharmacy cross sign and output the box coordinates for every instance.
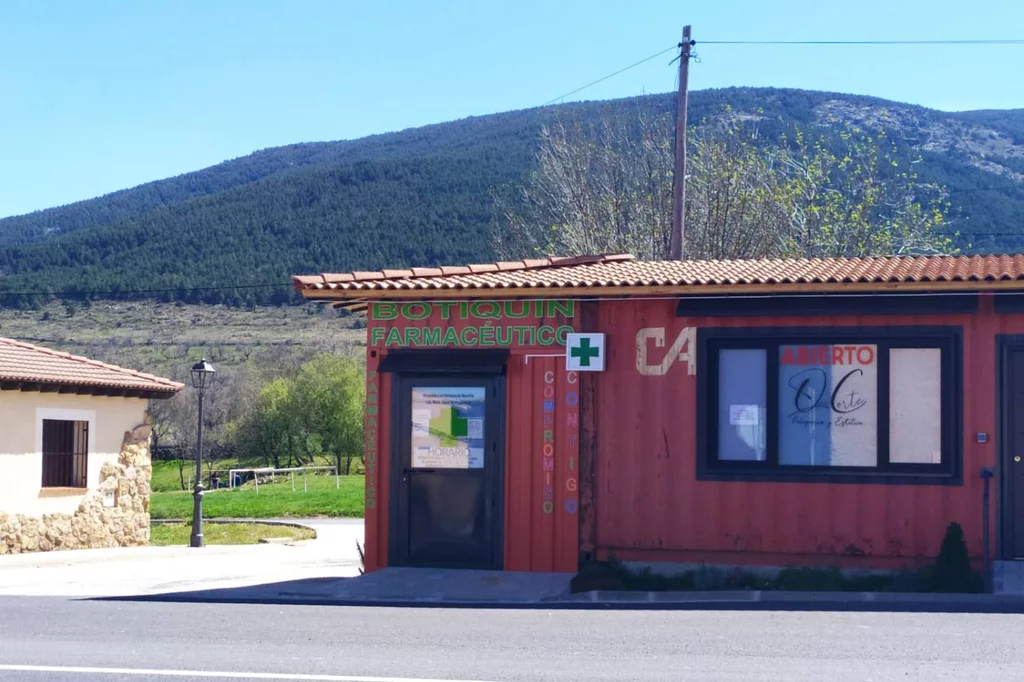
[565,333,606,372]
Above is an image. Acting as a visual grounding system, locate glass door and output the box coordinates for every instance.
[390,375,504,569]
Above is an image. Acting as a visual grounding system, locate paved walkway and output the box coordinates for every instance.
[161,567,576,605]
[7,520,1024,612]
[0,518,363,597]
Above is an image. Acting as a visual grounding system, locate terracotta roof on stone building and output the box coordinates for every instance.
[0,337,184,397]
[293,254,1024,300]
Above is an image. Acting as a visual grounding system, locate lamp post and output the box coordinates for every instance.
[189,358,216,548]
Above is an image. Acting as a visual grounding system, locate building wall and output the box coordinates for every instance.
[358,292,1021,572]
[587,294,1015,569]
[0,392,147,516]
[363,299,580,572]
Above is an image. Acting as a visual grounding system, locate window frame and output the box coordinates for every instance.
[696,325,962,485]
[36,408,95,489]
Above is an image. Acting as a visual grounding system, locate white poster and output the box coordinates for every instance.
[410,387,486,469]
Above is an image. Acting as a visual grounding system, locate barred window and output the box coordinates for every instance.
[42,419,88,488]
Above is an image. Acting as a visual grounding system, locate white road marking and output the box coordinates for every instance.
[0,664,496,682]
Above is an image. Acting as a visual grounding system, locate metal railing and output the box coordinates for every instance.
[224,465,340,494]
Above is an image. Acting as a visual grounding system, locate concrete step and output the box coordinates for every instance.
[993,560,1024,594]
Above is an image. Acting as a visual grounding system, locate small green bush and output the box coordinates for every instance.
[927,522,979,593]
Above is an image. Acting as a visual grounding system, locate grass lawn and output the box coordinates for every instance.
[151,460,206,493]
[150,459,365,493]
[150,522,316,546]
[150,474,364,519]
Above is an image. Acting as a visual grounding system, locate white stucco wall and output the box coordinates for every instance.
[0,392,148,516]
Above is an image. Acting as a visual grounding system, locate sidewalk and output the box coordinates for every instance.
[113,565,1024,614]
[7,529,1024,613]
[0,518,363,597]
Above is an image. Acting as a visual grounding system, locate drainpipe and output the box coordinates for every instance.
[981,467,995,593]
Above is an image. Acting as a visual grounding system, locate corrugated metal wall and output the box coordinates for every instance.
[362,300,578,573]
[505,355,580,572]
[362,349,389,572]
[589,295,1012,568]
[361,292,1021,573]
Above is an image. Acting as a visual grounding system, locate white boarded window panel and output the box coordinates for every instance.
[889,348,942,464]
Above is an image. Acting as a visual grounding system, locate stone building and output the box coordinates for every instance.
[0,338,182,554]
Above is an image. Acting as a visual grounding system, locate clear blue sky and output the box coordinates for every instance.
[1,0,1022,218]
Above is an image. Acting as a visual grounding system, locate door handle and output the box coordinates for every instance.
[1016,456,1022,463]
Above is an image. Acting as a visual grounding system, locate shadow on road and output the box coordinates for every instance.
[90,575,1024,614]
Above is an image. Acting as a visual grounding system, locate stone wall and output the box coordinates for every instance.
[0,425,152,555]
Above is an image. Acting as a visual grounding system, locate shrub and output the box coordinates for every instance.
[927,522,977,592]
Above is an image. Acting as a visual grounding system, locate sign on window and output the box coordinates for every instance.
[411,387,486,469]
[778,344,878,467]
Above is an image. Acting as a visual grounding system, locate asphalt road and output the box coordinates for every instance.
[2,596,1024,681]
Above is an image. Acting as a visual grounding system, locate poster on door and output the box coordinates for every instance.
[778,344,877,467]
[411,387,486,469]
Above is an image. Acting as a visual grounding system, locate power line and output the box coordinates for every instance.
[540,38,1024,107]
[699,39,1024,45]
[0,281,293,300]
[945,185,1023,194]
[542,44,680,106]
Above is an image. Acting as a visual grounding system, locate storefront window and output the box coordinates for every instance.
[700,328,959,482]
[889,348,943,464]
[718,349,767,461]
[778,344,878,467]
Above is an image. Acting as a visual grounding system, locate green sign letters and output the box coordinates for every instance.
[369,299,576,348]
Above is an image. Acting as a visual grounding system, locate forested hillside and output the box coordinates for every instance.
[1,87,1022,307]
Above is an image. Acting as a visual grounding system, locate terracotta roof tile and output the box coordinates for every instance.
[320,273,354,284]
[0,338,184,394]
[294,254,1024,298]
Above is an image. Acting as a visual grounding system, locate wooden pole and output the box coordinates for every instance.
[669,25,692,260]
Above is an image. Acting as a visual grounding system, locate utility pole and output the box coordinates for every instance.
[669,25,693,260]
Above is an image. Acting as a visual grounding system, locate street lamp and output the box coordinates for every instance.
[189,358,216,548]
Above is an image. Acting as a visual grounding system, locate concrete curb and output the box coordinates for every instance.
[102,588,1024,613]
[563,588,1024,605]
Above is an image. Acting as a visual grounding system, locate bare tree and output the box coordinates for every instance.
[495,108,954,261]
[495,105,673,260]
[147,391,197,490]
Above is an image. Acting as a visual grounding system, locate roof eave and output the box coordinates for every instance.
[0,379,183,399]
[298,278,1024,301]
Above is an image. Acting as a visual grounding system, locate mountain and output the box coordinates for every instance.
[1,87,1022,307]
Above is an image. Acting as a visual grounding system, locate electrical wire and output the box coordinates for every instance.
[18,243,1024,303]
[698,39,1024,45]
[1,38,1020,302]
[0,282,293,300]
[542,44,679,106]
[540,37,1024,106]
[0,178,1019,300]
[945,185,1024,194]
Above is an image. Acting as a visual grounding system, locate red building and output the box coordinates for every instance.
[293,254,1024,575]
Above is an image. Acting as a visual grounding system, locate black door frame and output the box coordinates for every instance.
[381,349,508,570]
[996,335,1024,560]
